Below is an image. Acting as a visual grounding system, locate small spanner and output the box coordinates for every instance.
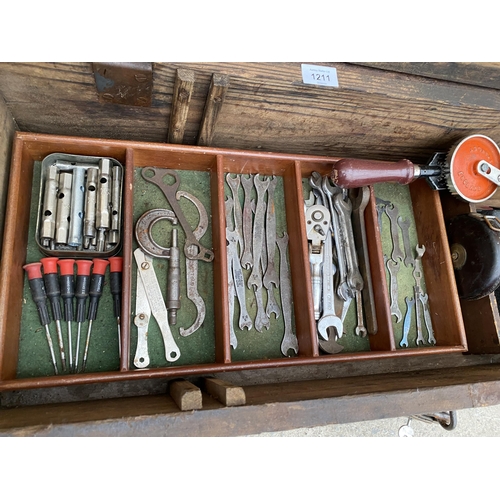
[320,176,352,301]
[397,216,415,267]
[385,204,405,263]
[276,232,298,356]
[413,245,425,346]
[386,256,403,323]
[227,229,253,330]
[226,173,244,258]
[420,293,436,345]
[413,245,426,345]
[240,174,254,269]
[400,296,415,348]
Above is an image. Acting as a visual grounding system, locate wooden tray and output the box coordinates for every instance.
[0,132,468,391]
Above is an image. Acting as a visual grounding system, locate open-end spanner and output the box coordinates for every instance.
[133,266,151,368]
[240,174,254,269]
[350,186,377,335]
[134,248,181,363]
[260,229,281,320]
[420,293,436,345]
[333,189,364,292]
[248,175,270,289]
[385,204,405,263]
[227,240,238,349]
[354,290,367,337]
[413,245,426,345]
[141,167,214,262]
[317,228,344,341]
[276,232,298,356]
[226,173,244,258]
[400,296,415,348]
[398,215,415,267]
[375,197,391,232]
[263,176,281,319]
[386,256,403,323]
[176,190,208,337]
[320,176,352,301]
[227,229,253,330]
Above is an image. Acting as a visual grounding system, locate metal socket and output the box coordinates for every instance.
[67,167,86,247]
[55,172,73,244]
[41,164,59,244]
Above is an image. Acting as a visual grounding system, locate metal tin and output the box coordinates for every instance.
[35,153,124,258]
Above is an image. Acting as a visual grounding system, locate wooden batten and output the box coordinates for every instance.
[168,69,195,144]
[197,73,230,147]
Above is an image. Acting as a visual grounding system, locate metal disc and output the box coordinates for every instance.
[446,134,500,203]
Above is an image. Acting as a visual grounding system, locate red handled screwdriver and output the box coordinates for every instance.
[58,259,75,373]
[108,256,123,360]
[40,257,67,372]
[74,259,93,373]
[82,258,109,372]
[23,263,59,375]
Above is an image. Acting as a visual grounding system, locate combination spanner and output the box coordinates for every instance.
[316,227,344,341]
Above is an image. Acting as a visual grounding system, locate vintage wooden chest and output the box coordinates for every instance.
[1,62,500,436]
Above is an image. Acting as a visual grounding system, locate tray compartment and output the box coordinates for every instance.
[0,132,469,392]
[129,155,219,370]
[220,155,316,361]
[298,161,394,355]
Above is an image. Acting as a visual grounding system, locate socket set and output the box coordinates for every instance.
[35,153,124,258]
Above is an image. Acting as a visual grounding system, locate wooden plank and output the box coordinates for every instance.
[197,73,230,147]
[0,93,18,254]
[2,364,500,435]
[204,377,246,406]
[168,69,195,144]
[355,62,500,91]
[169,380,203,411]
[2,63,500,161]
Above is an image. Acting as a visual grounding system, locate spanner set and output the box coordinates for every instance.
[132,168,214,368]
[305,172,377,353]
[224,173,298,357]
[377,194,436,347]
[36,153,123,257]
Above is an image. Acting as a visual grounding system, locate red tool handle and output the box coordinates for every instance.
[330,158,417,189]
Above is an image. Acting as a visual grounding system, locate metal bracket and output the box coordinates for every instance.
[92,62,153,107]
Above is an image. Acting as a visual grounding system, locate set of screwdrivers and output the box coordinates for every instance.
[22,256,123,375]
